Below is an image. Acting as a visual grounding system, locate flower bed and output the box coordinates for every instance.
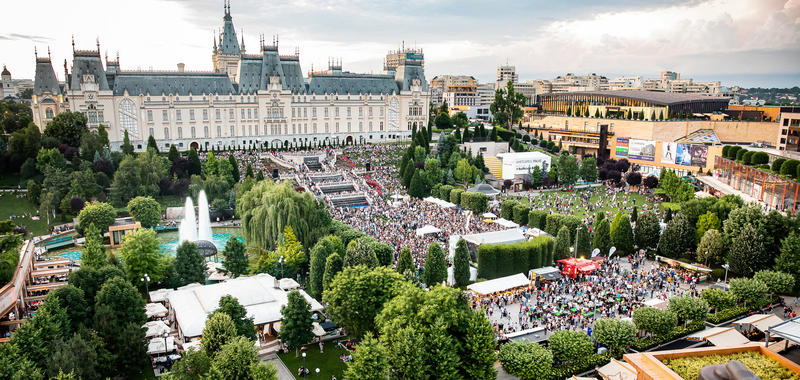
[663,352,800,380]
[630,322,705,352]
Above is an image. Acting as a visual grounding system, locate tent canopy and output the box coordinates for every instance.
[688,327,750,346]
[312,322,327,337]
[148,288,172,303]
[467,273,529,296]
[735,314,783,332]
[462,228,526,246]
[143,320,171,338]
[467,183,500,196]
[415,224,442,236]
[423,196,456,209]
[147,336,176,355]
[482,212,497,219]
[145,302,168,319]
[597,358,637,380]
[494,218,519,228]
[769,316,800,344]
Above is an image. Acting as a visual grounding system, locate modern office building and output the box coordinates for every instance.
[430,75,478,107]
[539,90,730,119]
[30,3,429,151]
[549,73,609,93]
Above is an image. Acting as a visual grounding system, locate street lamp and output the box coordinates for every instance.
[302,352,307,380]
[162,331,169,358]
[315,368,320,380]
[279,256,285,279]
[573,226,583,258]
[722,263,730,283]
[141,274,150,295]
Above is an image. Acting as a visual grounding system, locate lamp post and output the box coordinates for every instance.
[141,273,150,295]
[302,352,307,380]
[162,331,169,358]
[573,226,583,258]
[722,263,730,283]
[315,368,320,380]
[279,256,285,279]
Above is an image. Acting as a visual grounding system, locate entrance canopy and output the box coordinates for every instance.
[688,327,750,347]
[467,273,529,296]
[415,224,442,236]
[734,314,783,332]
[769,316,800,344]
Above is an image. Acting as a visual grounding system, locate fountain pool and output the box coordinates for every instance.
[159,231,243,254]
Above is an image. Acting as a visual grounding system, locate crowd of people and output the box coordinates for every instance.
[473,252,703,338]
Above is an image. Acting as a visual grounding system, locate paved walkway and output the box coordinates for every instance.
[261,354,295,380]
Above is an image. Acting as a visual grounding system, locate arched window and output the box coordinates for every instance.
[45,108,54,119]
[118,99,139,137]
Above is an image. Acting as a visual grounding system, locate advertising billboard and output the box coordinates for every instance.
[615,138,629,158]
[628,139,656,161]
[661,142,677,164]
[668,143,708,167]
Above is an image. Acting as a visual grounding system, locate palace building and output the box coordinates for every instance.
[30,2,429,151]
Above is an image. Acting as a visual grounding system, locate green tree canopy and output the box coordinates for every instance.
[43,111,88,147]
[222,237,248,278]
[498,341,552,380]
[118,228,170,284]
[632,306,677,336]
[76,201,116,236]
[593,318,636,356]
[126,196,161,228]
[174,241,206,286]
[424,242,447,286]
[202,313,237,357]
[344,335,389,380]
[548,330,594,364]
[343,237,379,269]
[278,290,314,356]
[215,295,256,341]
[696,229,724,266]
[593,218,611,255]
[634,211,660,250]
[454,239,471,287]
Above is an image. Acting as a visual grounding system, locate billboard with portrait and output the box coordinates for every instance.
[661,142,677,164]
[615,138,629,158]
[628,139,656,161]
[690,145,708,167]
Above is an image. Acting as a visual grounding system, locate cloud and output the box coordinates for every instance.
[0,33,52,43]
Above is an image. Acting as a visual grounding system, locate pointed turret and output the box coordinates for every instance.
[219,0,241,55]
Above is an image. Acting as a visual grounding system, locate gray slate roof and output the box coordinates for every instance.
[219,12,240,55]
[112,72,235,96]
[33,59,60,96]
[69,53,110,91]
[308,72,398,95]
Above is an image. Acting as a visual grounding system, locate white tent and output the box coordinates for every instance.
[688,327,750,346]
[643,298,668,309]
[462,228,526,246]
[279,278,301,291]
[423,196,456,209]
[145,302,168,319]
[312,322,327,337]
[148,288,172,303]
[182,340,202,352]
[143,320,171,338]
[597,358,637,380]
[390,194,404,200]
[147,336,176,355]
[734,314,783,333]
[467,273,529,296]
[494,218,519,228]
[482,212,497,219]
[415,224,442,236]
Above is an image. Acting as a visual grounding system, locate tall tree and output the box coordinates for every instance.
[344,335,389,380]
[611,214,635,255]
[728,224,766,277]
[81,223,107,269]
[118,228,169,284]
[201,313,237,357]
[228,154,240,183]
[658,213,693,258]
[322,252,343,292]
[126,196,161,228]
[215,295,256,341]
[396,247,414,275]
[46,286,88,334]
[174,241,206,286]
[557,154,579,186]
[76,201,116,235]
[279,291,314,357]
[635,211,660,250]
[554,226,571,260]
[453,239,471,287]
[93,277,147,373]
[343,237,379,268]
[696,229,724,266]
[221,237,248,278]
[695,211,721,245]
[207,337,278,379]
[593,218,612,255]
[490,81,527,129]
[424,242,447,286]
[775,232,800,291]
[147,135,158,153]
[323,266,406,338]
[187,148,202,176]
[580,156,598,183]
[121,130,134,156]
[43,111,88,147]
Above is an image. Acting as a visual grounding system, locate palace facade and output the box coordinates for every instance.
[31,2,429,151]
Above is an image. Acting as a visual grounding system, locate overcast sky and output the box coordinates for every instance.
[2,0,799,87]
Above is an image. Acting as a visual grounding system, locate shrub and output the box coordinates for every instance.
[439,185,453,201]
[706,306,750,325]
[772,158,787,172]
[513,204,529,226]
[753,270,795,296]
[528,210,547,230]
[701,288,736,312]
[460,191,472,209]
[727,146,742,160]
[468,192,488,214]
[750,152,769,165]
[735,148,748,162]
[668,295,709,325]
[730,278,769,307]
[742,151,754,165]
[477,237,549,280]
[629,322,705,351]
[450,188,464,205]
[498,341,552,380]
[632,307,677,336]
[548,330,594,365]
[500,200,517,220]
[780,159,800,177]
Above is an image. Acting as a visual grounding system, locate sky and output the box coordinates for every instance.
[2,0,799,88]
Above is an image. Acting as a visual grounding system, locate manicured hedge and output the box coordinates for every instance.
[460,191,472,209]
[513,204,529,226]
[500,200,517,220]
[450,188,465,205]
[629,321,705,352]
[547,353,612,380]
[477,236,552,280]
[544,213,582,239]
[468,192,488,214]
[439,185,454,202]
[706,306,750,325]
[528,210,547,230]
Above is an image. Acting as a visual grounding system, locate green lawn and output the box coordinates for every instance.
[0,193,49,237]
[512,187,655,220]
[278,341,350,380]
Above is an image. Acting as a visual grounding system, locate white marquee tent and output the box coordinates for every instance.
[415,224,442,236]
[467,273,529,296]
[143,320,171,338]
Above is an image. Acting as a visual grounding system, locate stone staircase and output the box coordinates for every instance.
[484,156,503,179]
[257,339,283,358]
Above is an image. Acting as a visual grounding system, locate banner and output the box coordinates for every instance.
[615,138,629,158]
[628,139,656,161]
[690,145,708,167]
[661,142,677,164]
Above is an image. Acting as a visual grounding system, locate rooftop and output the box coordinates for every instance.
[542,90,729,105]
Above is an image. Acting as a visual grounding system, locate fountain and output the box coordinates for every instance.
[197,190,212,242]
[177,190,218,260]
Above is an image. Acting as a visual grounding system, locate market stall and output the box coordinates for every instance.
[557,258,601,278]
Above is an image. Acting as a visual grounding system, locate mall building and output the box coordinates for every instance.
[30,2,429,151]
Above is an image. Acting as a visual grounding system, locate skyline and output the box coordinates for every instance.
[2,0,799,88]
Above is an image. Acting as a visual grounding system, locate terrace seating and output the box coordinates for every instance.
[319,183,356,194]
[329,196,369,208]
